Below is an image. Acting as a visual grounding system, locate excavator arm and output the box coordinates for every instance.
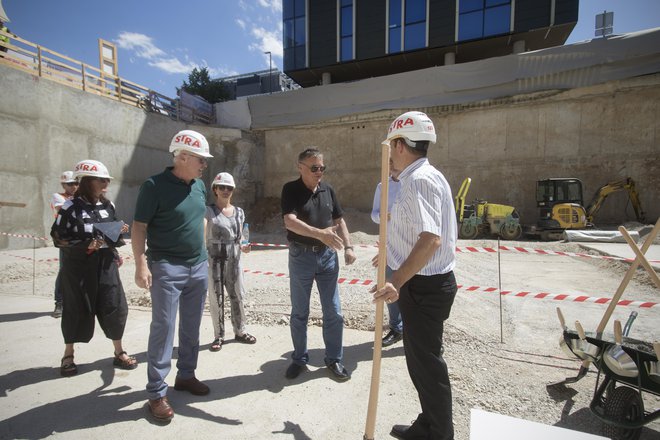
[455,177,471,223]
[585,178,646,223]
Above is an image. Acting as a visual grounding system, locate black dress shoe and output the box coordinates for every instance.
[326,361,350,381]
[382,329,403,347]
[285,362,305,379]
[390,424,428,439]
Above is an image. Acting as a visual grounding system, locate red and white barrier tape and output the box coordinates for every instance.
[241,269,658,309]
[1,232,49,242]
[3,232,658,264]
[251,241,660,264]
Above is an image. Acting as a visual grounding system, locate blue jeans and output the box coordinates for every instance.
[288,244,343,366]
[146,260,208,400]
[385,265,403,334]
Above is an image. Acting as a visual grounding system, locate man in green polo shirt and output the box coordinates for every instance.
[132,130,213,422]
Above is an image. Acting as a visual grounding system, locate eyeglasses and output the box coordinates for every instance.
[216,185,234,191]
[182,153,208,165]
[299,163,326,173]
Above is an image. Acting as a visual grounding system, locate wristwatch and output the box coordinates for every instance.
[345,246,354,251]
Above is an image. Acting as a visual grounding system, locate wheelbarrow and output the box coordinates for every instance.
[550,220,660,439]
[557,315,660,440]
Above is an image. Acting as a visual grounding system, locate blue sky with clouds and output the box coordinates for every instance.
[2,0,659,99]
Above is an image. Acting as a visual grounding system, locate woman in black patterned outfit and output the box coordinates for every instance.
[51,159,137,376]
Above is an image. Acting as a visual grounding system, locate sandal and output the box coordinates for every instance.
[235,333,257,344]
[60,355,77,377]
[209,338,223,352]
[113,351,138,370]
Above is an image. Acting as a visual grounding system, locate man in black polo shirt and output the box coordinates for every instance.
[281,147,356,381]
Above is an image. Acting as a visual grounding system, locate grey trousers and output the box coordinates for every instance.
[208,255,247,339]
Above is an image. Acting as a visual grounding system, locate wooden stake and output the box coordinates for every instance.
[363,143,390,440]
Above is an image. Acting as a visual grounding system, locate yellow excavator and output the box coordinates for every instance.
[526,177,645,240]
[455,177,522,240]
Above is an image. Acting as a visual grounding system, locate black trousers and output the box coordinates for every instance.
[60,248,128,344]
[398,271,457,440]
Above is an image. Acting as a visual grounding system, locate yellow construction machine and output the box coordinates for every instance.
[526,177,645,240]
[455,177,522,240]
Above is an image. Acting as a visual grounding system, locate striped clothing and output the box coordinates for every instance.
[388,158,457,275]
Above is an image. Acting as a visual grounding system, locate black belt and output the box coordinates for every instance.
[290,241,327,252]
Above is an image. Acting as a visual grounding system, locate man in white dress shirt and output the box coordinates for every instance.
[372,111,458,440]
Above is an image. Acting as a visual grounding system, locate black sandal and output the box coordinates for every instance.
[60,355,77,377]
[235,333,257,344]
[113,351,138,370]
[209,338,223,352]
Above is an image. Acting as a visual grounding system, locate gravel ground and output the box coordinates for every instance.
[0,214,658,439]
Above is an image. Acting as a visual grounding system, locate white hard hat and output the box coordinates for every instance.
[169,130,213,158]
[382,111,436,146]
[60,171,76,183]
[73,160,113,179]
[212,172,235,188]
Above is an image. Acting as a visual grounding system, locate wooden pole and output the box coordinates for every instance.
[364,143,390,440]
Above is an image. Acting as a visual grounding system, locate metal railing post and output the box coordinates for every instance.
[37,46,42,77]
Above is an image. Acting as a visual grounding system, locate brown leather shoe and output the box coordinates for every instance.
[148,397,174,421]
[174,376,210,396]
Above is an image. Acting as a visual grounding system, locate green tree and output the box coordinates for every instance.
[180,67,229,104]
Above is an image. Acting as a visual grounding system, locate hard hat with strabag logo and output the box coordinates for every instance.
[382,111,437,148]
[169,130,213,158]
[212,172,235,188]
[60,171,76,183]
[73,160,113,180]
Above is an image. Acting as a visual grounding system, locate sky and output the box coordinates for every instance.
[2,0,660,99]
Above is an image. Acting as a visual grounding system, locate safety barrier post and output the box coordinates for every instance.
[498,237,503,343]
[32,238,36,296]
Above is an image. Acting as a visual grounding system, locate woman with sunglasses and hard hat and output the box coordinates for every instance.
[51,159,137,377]
[205,172,256,351]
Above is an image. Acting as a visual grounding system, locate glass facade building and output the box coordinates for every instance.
[283,0,578,88]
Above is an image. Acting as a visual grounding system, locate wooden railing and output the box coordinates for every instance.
[0,30,214,124]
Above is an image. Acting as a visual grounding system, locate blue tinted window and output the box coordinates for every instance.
[294,46,306,69]
[460,0,483,13]
[294,0,305,17]
[389,28,401,53]
[458,10,483,41]
[341,5,353,37]
[389,0,402,26]
[404,22,426,50]
[458,0,510,41]
[284,0,306,70]
[284,47,294,71]
[341,37,353,61]
[340,1,353,60]
[294,17,306,46]
[405,0,426,24]
[284,20,294,48]
[484,5,510,36]
[283,0,294,20]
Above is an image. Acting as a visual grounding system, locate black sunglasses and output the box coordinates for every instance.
[299,163,327,173]
[216,185,234,191]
